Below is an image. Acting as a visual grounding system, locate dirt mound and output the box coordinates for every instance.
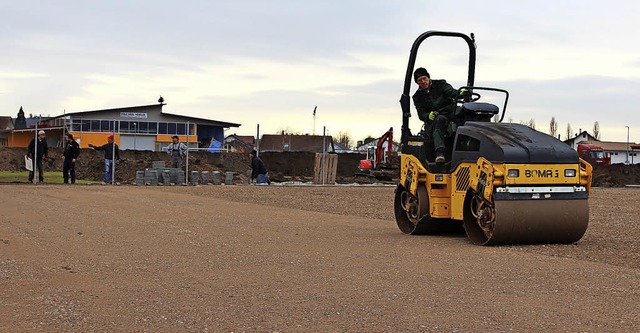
[6,145,635,186]
[0,147,368,184]
[591,163,640,187]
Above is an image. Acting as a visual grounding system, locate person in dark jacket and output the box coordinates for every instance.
[248,149,269,185]
[412,67,459,163]
[27,130,49,183]
[89,135,120,185]
[62,133,80,184]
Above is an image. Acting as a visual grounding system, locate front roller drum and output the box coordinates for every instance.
[394,184,462,235]
[463,195,589,245]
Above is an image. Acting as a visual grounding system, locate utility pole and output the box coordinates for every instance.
[626,126,630,164]
[312,106,317,135]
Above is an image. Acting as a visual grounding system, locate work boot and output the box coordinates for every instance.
[435,151,445,163]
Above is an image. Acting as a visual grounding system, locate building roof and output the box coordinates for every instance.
[48,104,241,128]
[225,134,255,145]
[0,116,13,130]
[259,134,334,152]
[579,140,639,151]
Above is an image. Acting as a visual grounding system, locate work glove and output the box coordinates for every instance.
[428,111,438,121]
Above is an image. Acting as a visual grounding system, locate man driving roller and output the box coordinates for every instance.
[412,67,459,163]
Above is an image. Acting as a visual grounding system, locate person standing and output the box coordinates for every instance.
[166,135,188,168]
[89,135,120,185]
[412,67,460,163]
[27,130,49,183]
[62,133,80,184]
[248,149,269,185]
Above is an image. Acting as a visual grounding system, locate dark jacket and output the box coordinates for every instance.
[251,156,267,179]
[27,137,48,159]
[93,142,120,160]
[412,79,458,122]
[63,140,81,159]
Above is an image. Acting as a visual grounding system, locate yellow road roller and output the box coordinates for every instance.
[394,31,592,245]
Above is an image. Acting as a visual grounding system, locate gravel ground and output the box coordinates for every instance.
[1,185,639,332]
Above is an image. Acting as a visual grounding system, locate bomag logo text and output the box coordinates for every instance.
[524,169,559,178]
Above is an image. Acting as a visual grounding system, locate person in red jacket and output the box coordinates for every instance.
[89,135,120,185]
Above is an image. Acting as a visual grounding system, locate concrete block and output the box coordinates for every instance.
[211,171,221,185]
[224,171,234,185]
[191,171,200,185]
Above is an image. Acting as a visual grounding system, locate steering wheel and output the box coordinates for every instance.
[467,92,481,102]
[458,91,481,102]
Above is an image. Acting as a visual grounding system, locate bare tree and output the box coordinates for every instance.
[333,131,353,150]
[565,123,573,140]
[276,126,303,135]
[593,121,600,140]
[528,118,536,130]
[549,117,558,138]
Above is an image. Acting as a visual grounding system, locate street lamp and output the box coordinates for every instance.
[625,126,630,165]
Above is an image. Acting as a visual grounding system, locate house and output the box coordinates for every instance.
[258,133,334,153]
[6,103,240,151]
[565,131,639,164]
[0,116,14,146]
[224,134,255,153]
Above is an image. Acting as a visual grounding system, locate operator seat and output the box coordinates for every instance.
[455,102,499,124]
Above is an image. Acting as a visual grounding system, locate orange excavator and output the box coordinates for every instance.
[356,127,399,180]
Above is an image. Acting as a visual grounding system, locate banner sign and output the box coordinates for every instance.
[120,112,148,119]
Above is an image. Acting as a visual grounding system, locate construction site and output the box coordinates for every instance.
[3,27,640,331]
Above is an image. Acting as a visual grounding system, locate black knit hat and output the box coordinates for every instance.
[249,149,257,156]
[66,133,74,139]
[413,67,430,81]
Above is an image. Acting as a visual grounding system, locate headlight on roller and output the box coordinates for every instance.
[564,169,576,177]
[507,169,519,178]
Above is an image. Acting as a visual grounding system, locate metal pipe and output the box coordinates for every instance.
[33,115,39,184]
[186,121,189,185]
[112,120,116,184]
[322,126,326,185]
[626,126,630,164]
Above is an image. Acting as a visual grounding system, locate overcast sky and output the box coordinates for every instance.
[1,0,639,144]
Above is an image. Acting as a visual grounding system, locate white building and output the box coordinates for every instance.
[565,131,640,164]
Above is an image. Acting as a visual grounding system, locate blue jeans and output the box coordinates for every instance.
[104,159,115,183]
[256,173,268,184]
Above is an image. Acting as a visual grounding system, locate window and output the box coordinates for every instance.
[168,123,176,135]
[158,122,167,134]
[138,122,148,133]
[177,123,186,135]
[81,120,90,132]
[148,122,157,134]
[120,121,129,133]
[71,119,81,131]
[189,123,195,135]
[101,120,111,132]
[90,120,100,132]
